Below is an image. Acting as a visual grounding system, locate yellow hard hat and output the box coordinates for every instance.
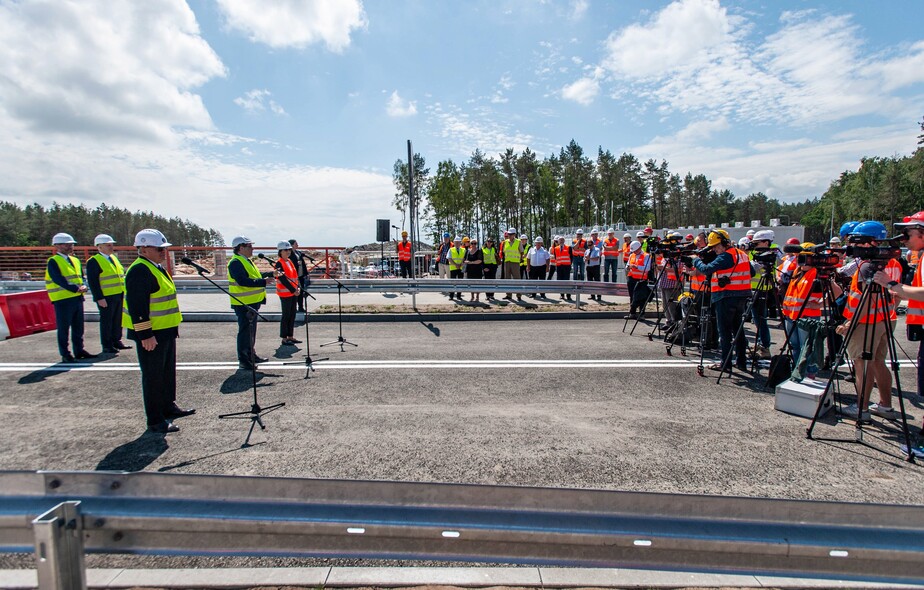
[801,242,815,250]
[706,231,725,247]
[462,236,470,243]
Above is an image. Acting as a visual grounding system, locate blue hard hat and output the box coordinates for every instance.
[838,221,858,238]
[442,232,451,238]
[849,220,888,240]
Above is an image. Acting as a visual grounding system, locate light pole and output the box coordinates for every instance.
[391,224,400,242]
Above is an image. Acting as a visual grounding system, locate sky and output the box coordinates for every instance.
[0,0,922,247]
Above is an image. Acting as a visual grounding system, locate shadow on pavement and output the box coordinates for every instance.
[273,344,298,359]
[95,431,168,471]
[156,442,264,472]
[220,369,275,394]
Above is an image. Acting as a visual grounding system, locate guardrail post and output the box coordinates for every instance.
[33,501,86,590]
[574,292,581,309]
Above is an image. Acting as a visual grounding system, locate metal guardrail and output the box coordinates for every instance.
[2,471,923,589]
[0,280,630,308]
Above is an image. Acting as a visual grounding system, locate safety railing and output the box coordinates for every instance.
[2,471,923,590]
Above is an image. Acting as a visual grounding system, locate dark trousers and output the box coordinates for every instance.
[53,297,84,357]
[97,293,124,350]
[450,268,463,299]
[296,276,307,311]
[280,296,297,339]
[529,266,546,296]
[136,335,176,427]
[603,259,618,282]
[626,277,638,304]
[587,265,601,281]
[399,260,412,278]
[752,293,770,348]
[918,341,923,398]
[483,264,497,297]
[234,303,261,364]
[715,296,748,369]
[631,280,651,313]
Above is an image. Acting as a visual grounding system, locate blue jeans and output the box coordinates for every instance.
[715,296,747,368]
[752,293,771,348]
[234,303,261,364]
[785,318,818,376]
[571,258,585,281]
[603,259,618,282]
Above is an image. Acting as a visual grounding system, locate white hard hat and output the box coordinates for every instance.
[453,235,462,241]
[277,241,292,250]
[829,236,843,245]
[607,228,615,233]
[591,227,599,233]
[507,227,516,234]
[576,228,584,234]
[52,232,77,245]
[231,236,253,247]
[624,233,631,238]
[520,234,528,240]
[629,240,642,252]
[746,229,756,236]
[636,231,645,238]
[134,229,171,247]
[753,229,774,242]
[534,236,543,243]
[738,237,750,246]
[94,234,116,246]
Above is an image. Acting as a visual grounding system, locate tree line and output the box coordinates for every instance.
[0,202,224,247]
[393,118,924,245]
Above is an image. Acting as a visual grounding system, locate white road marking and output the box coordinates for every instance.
[0,360,916,373]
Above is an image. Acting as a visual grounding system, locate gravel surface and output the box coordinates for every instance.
[2,316,923,571]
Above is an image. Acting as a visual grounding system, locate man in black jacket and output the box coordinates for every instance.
[86,233,131,354]
[288,239,309,313]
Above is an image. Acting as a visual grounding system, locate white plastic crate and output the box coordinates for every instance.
[775,378,833,418]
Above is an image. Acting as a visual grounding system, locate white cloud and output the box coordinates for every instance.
[234,89,287,115]
[0,0,226,144]
[426,104,535,157]
[570,0,588,20]
[216,0,366,52]
[386,91,417,117]
[562,77,600,105]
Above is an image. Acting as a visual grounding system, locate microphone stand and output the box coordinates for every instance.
[283,291,328,379]
[184,260,284,447]
[320,276,358,351]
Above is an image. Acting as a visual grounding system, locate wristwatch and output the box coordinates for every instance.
[887,280,899,291]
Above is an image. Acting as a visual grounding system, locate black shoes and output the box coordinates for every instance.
[114,342,132,350]
[75,350,97,359]
[61,354,76,363]
[254,356,269,363]
[166,405,196,419]
[238,362,255,370]
[288,338,302,344]
[148,421,179,433]
[102,347,118,354]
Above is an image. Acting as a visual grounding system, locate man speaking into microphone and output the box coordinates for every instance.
[228,236,273,370]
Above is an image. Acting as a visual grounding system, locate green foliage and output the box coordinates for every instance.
[0,201,224,247]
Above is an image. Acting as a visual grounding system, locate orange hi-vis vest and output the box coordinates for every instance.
[572,239,586,257]
[627,251,648,279]
[908,259,924,325]
[711,247,751,293]
[622,241,631,263]
[602,238,619,258]
[781,268,821,320]
[844,259,901,324]
[275,258,298,298]
[690,269,707,292]
[777,255,797,281]
[397,240,412,261]
[551,244,571,266]
[908,249,921,267]
[656,253,678,281]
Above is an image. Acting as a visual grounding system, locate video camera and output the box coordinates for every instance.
[843,235,904,262]
[680,245,717,267]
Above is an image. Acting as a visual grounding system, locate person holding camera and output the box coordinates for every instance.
[748,230,780,359]
[835,221,903,422]
[692,229,752,372]
[626,240,650,317]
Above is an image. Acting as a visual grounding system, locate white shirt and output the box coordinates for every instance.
[527,246,551,266]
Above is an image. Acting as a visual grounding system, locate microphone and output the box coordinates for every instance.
[180,257,210,275]
[257,252,277,264]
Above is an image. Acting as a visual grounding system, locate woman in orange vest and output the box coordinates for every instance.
[275,241,302,346]
[551,236,572,301]
[626,240,650,317]
[781,259,842,380]
[396,231,413,278]
[691,230,752,372]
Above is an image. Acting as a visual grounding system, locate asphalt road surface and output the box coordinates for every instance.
[2,316,923,570]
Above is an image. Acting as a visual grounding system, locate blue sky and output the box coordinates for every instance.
[0,0,922,246]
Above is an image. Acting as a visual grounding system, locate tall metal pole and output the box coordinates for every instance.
[407,140,416,279]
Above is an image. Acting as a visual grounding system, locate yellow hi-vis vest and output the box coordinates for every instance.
[122,257,182,331]
[45,255,84,302]
[90,252,125,296]
[503,239,521,263]
[482,247,497,265]
[448,247,467,271]
[228,254,266,306]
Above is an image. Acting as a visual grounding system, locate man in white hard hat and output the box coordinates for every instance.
[502,228,523,300]
[288,239,310,314]
[86,234,131,354]
[526,236,550,298]
[229,236,273,370]
[748,229,779,359]
[602,228,620,283]
[45,232,95,363]
[124,228,193,434]
[571,229,587,281]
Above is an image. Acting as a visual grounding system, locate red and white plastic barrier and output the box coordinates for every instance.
[0,290,56,339]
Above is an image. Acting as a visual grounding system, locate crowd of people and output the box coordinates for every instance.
[42,213,924,435]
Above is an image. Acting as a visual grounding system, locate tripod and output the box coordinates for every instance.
[320,277,358,351]
[665,269,699,357]
[716,262,779,384]
[181,261,285,447]
[806,272,916,463]
[283,291,328,379]
[623,255,666,337]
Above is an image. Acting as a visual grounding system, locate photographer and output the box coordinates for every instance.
[873,211,924,410]
[748,230,780,359]
[835,221,903,422]
[691,229,753,372]
[626,240,650,318]
[781,244,843,381]
[656,232,685,328]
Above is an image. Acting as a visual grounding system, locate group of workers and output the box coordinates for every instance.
[44,230,313,434]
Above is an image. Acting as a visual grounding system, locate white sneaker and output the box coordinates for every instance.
[841,404,871,422]
[869,403,900,420]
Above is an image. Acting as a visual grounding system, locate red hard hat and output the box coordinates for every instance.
[896,210,924,228]
[786,237,800,245]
